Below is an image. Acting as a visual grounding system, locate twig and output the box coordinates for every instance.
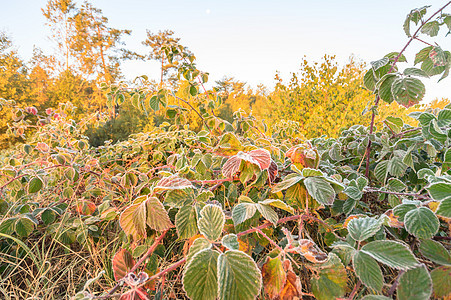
[255,228,284,252]
[364,187,430,200]
[387,270,405,297]
[143,258,187,285]
[99,231,168,298]
[174,96,214,134]
[365,1,451,177]
[392,127,421,138]
[190,178,233,185]
[236,215,301,237]
[348,280,361,300]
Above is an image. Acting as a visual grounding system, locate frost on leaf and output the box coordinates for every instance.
[112,249,135,281]
[155,175,193,191]
[222,148,271,179]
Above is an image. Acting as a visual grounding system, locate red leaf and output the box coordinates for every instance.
[222,149,271,179]
[155,175,193,190]
[268,160,278,183]
[222,156,242,179]
[248,149,271,170]
[113,249,135,281]
[119,287,150,300]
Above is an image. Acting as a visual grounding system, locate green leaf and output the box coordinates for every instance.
[361,240,419,269]
[164,189,194,208]
[403,15,411,37]
[347,217,381,242]
[311,253,347,300]
[371,57,389,71]
[232,202,257,225]
[221,234,239,250]
[187,237,211,264]
[304,177,335,205]
[0,218,16,235]
[387,178,407,192]
[362,296,392,300]
[431,266,451,298]
[302,168,324,177]
[403,67,429,78]
[377,73,398,103]
[183,249,219,300]
[197,204,225,241]
[15,217,35,237]
[145,197,173,231]
[421,57,446,76]
[363,69,376,91]
[426,183,451,201]
[438,109,451,127]
[258,199,294,214]
[421,21,440,37]
[415,46,433,65]
[353,250,384,292]
[176,205,198,239]
[393,203,417,222]
[385,52,407,62]
[391,77,425,108]
[189,85,198,97]
[436,197,451,218]
[429,119,447,142]
[149,95,160,111]
[388,157,407,177]
[41,208,57,225]
[218,250,262,300]
[272,173,304,193]
[28,177,43,193]
[419,239,451,266]
[397,265,432,300]
[374,160,389,183]
[417,168,435,179]
[256,203,278,225]
[404,207,439,239]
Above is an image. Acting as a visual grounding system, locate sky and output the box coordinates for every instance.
[1,0,450,102]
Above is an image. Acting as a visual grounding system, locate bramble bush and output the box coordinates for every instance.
[1,3,451,300]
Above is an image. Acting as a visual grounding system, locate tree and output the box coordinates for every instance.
[41,0,77,73]
[0,32,30,148]
[142,30,189,86]
[268,55,382,138]
[71,1,132,83]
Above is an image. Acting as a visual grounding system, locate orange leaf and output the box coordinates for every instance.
[76,200,96,215]
[113,249,135,281]
[262,256,287,299]
[383,209,404,228]
[279,260,302,300]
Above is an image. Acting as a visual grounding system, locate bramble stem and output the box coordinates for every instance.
[365,1,451,178]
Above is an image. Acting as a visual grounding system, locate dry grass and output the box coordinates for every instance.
[0,233,118,299]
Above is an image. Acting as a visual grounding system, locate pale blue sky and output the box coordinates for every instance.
[1,0,450,101]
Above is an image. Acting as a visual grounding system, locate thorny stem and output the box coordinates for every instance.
[365,1,451,178]
[348,280,361,300]
[0,164,65,194]
[100,231,168,298]
[388,270,405,297]
[365,187,431,200]
[256,228,284,252]
[173,95,214,134]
